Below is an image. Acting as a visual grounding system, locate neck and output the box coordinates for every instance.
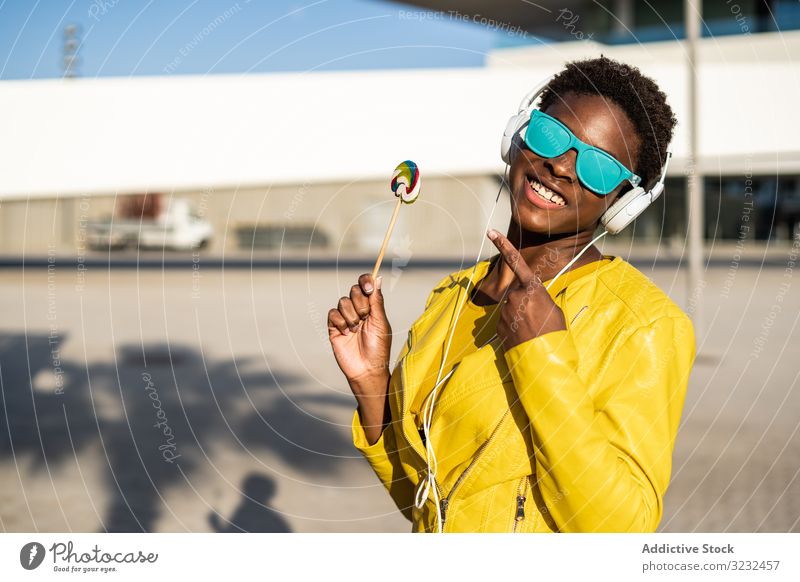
[481,220,604,299]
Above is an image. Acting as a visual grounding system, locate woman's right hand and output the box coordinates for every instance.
[327,273,392,389]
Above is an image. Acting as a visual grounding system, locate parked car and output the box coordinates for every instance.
[87,196,212,251]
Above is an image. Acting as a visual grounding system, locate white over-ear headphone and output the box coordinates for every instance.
[499,76,673,235]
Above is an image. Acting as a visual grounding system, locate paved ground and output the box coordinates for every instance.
[0,255,798,532]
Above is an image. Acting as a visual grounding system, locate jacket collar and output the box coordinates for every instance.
[402,253,621,408]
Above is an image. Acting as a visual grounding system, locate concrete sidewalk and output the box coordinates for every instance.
[0,261,797,532]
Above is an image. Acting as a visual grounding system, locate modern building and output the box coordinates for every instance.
[1,1,797,258]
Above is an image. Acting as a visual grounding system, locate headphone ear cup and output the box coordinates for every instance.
[500,113,528,165]
[599,186,648,235]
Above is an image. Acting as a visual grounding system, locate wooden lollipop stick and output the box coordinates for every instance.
[372,196,403,279]
[370,161,420,280]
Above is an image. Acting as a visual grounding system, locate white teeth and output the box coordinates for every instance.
[530,179,566,206]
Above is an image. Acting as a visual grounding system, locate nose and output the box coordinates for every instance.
[543,150,577,184]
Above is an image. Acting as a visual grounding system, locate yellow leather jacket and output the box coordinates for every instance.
[351,254,696,532]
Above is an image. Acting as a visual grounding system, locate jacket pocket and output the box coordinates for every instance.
[512,475,531,533]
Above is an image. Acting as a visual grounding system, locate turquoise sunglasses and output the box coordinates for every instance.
[524,109,641,195]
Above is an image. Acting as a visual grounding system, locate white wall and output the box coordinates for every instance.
[1,31,798,200]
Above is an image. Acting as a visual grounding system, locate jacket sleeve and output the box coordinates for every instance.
[351,407,415,521]
[503,315,695,532]
[350,274,453,522]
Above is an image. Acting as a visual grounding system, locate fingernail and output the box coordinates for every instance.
[376,276,383,290]
[487,229,498,240]
[364,281,373,294]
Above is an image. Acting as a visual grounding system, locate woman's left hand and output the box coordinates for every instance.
[487,229,567,349]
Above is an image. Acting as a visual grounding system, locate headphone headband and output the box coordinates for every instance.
[499,75,554,166]
[516,75,555,114]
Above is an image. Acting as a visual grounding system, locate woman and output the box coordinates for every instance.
[327,57,695,533]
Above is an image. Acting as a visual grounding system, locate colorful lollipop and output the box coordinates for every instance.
[372,160,421,278]
[391,160,421,203]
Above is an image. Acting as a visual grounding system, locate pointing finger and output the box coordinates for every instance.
[487,229,535,284]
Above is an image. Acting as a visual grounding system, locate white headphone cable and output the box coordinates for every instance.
[413,166,509,532]
[413,195,611,532]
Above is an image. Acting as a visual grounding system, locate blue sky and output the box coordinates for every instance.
[0,0,540,79]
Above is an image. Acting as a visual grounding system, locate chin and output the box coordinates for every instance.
[510,195,571,236]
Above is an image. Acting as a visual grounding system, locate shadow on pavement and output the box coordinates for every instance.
[208,473,291,533]
[0,333,352,532]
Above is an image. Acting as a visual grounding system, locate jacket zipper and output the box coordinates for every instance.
[512,476,529,532]
[439,498,449,525]
[437,410,511,530]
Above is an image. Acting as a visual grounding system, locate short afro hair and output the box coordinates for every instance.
[537,56,677,190]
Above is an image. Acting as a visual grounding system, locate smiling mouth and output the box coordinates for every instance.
[525,176,567,207]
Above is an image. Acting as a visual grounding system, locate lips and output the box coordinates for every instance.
[523,174,568,210]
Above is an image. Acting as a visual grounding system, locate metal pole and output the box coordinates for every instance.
[685,0,704,337]
[613,0,634,38]
[63,24,80,79]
